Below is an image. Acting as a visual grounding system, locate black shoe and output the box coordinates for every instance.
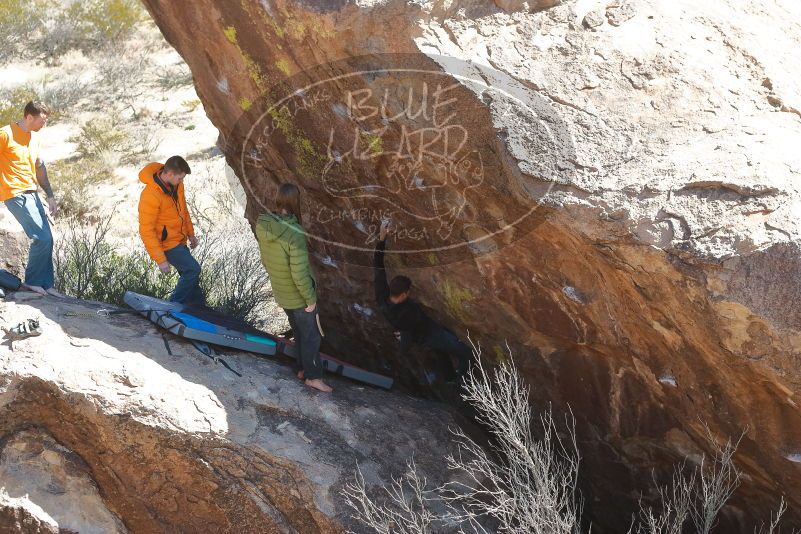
[3,319,42,340]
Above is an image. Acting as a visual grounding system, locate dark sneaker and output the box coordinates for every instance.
[3,319,42,340]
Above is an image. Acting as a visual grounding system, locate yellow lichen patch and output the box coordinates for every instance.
[493,345,509,364]
[244,53,267,92]
[270,21,286,39]
[359,131,383,156]
[223,26,237,44]
[312,19,336,39]
[427,254,438,265]
[299,138,314,155]
[220,23,268,93]
[385,253,403,268]
[288,20,306,40]
[440,280,474,322]
[238,97,252,111]
[268,106,292,137]
[267,105,325,179]
[275,58,292,76]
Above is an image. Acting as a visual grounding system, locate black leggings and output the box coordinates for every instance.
[284,307,323,380]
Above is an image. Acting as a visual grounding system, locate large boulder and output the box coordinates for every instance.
[0,295,458,532]
[139,0,801,529]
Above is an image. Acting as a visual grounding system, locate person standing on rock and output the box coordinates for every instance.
[137,156,205,305]
[255,183,332,393]
[0,101,63,297]
[374,220,471,383]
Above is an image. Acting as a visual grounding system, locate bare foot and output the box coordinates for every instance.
[45,288,66,298]
[304,378,332,393]
[297,370,305,380]
[22,285,47,296]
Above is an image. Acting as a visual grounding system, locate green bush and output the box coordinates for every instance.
[0,0,45,62]
[72,0,145,42]
[194,229,272,325]
[54,216,177,305]
[2,0,146,63]
[55,216,274,326]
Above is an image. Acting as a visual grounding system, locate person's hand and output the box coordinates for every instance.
[47,196,58,217]
[189,235,199,249]
[158,262,171,274]
[305,302,317,313]
[379,219,392,241]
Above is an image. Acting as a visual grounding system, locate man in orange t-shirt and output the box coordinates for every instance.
[1,101,61,296]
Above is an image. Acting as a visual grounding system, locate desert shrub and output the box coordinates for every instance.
[0,0,46,62]
[182,99,201,112]
[2,0,146,63]
[70,0,145,43]
[35,11,86,63]
[69,118,131,163]
[54,216,177,304]
[94,49,153,116]
[193,226,272,325]
[55,214,273,325]
[0,75,87,126]
[49,159,112,220]
[48,0,146,60]
[343,350,792,534]
[30,75,88,118]
[156,63,194,91]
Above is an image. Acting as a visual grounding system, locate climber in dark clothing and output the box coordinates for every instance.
[373,220,471,381]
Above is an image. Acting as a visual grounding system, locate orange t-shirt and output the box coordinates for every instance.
[0,123,40,202]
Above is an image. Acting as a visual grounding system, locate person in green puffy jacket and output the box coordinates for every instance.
[255,183,332,393]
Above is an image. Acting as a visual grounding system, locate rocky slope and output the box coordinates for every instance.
[137,0,801,530]
[0,293,459,532]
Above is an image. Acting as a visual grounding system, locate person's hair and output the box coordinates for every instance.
[164,155,191,175]
[389,275,411,297]
[275,183,303,224]
[23,101,50,118]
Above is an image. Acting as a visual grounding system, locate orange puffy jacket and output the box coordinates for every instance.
[137,162,195,265]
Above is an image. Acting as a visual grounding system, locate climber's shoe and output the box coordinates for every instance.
[2,319,42,340]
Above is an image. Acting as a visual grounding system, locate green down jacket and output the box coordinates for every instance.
[255,212,317,310]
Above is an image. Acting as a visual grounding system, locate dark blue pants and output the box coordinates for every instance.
[284,307,323,380]
[402,324,472,379]
[164,244,205,305]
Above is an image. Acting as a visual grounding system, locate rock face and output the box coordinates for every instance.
[0,210,27,278]
[139,0,801,530]
[0,295,459,532]
[0,488,61,534]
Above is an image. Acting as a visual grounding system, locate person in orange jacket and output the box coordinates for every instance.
[137,156,205,305]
